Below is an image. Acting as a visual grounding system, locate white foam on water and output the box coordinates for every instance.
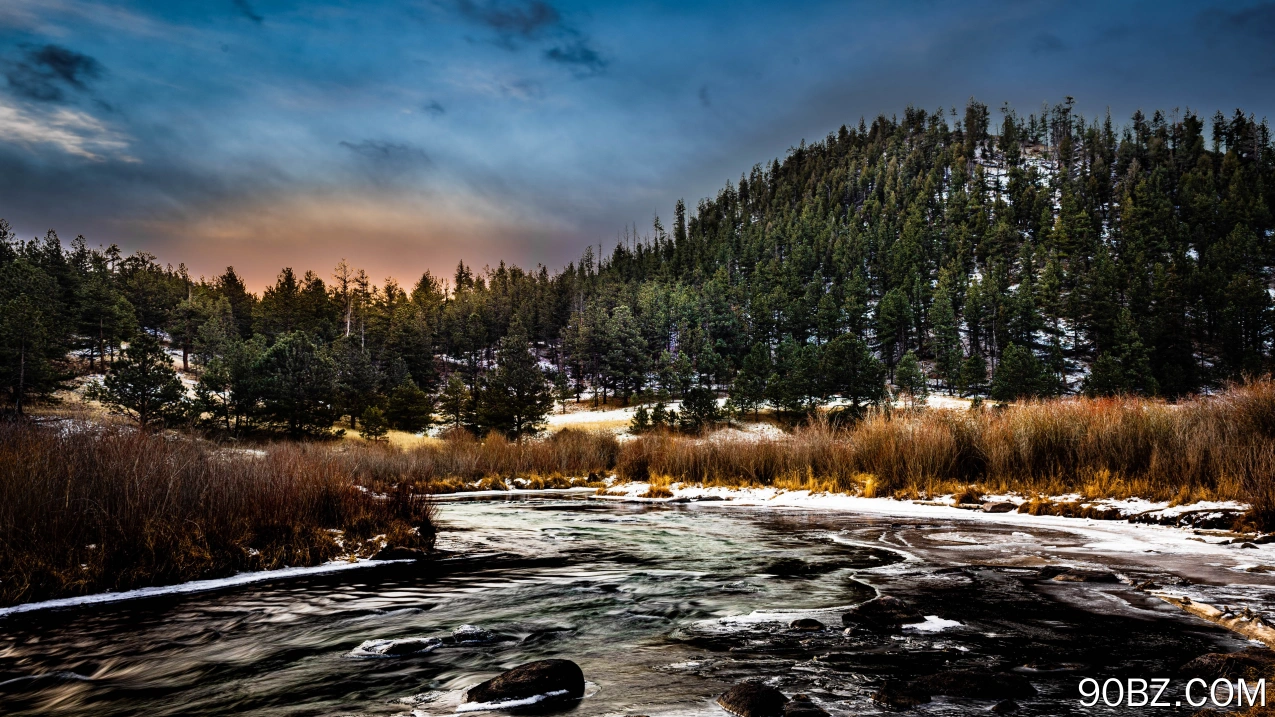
[349,636,442,658]
[903,615,963,633]
[455,690,571,713]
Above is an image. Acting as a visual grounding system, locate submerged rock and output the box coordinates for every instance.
[1180,647,1275,681]
[841,596,926,631]
[871,680,931,710]
[462,659,585,709]
[1040,567,1119,583]
[716,682,789,717]
[372,546,429,561]
[454,624,496,643]
[913,670,1036,699]
[783,694,828,717]
[354,636,442,657]
[991,699,1020,713]
[789,618,825,632]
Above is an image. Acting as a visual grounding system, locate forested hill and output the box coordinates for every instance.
[2,98,1273,431]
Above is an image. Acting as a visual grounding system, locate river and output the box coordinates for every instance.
[3,496,1273,716]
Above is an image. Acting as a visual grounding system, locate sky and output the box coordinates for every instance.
[1,0,1273,289]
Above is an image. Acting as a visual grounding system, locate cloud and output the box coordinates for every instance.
[501,78,542,100]
[232,0,264,24]
[0,100,132,160]
[1029,32,1065,54]
[450,0,607,73]
[424,100,446,116]
[544,38,606,75]
[454,0,559,40]
[339,140,433,180]
[5,44,102,102]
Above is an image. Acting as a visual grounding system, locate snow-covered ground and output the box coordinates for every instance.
[0,557,413,618]
[593,481,1261,564]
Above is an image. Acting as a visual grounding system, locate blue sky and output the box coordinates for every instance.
[1,0,1273,287]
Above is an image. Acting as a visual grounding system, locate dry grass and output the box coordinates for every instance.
[337,428,620,495]
[0,421,435,607]
[613,381,1275,528]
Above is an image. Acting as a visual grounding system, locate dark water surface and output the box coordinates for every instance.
[2,498,1272,716]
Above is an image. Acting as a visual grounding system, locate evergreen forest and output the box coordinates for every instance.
[2,98,1272,436]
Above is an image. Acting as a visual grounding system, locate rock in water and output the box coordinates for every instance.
[991,699,1019,713]
[454,624,496,643]
[789,618,824,631]
[913,670,1036,699]
[372,546,429,561]
[717,682,789,717]
[841,596,926,631]
[1040,567,1118,583]
[463,659,585,708]
[783,694,828,717]
[871,680,931,710]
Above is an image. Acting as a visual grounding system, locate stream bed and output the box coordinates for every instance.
[3,497,1274,716]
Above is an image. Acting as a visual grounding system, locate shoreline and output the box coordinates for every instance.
[0,557,414,619]
[5,485,1266,618]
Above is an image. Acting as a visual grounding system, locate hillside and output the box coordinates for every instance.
[2,98,1273,430]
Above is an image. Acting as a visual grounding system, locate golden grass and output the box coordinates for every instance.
[341,428,620,495]
[612,381,1275,527]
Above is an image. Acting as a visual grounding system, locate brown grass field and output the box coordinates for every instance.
[7,379,1275,606]
[0,422,435,606]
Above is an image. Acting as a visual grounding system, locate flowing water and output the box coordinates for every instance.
[3,497,1274,716]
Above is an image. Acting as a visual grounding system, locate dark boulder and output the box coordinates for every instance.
[991,699,1019,713]
[841,596,926,631]
[871,680,931,710]
[913,670,1036,700]
[716,682,788,717]
[789,618,824,632]
[783,694,828,717]
[372,546,429,561]
[463,659,585,708]
[982,502,1017,513]
[1180,647,1275,681]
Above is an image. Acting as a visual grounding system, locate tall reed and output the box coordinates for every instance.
[615,381,1275,525]
[0,421,434,606]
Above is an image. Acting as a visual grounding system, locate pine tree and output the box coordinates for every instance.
[929,281,963,393]
[94,333,188,427]
[894,350,928,409]
[1084,309,1159,396]
[476,326,553,438]
[438,374,472,430]
[254,331,339,436]
[678,385,720,432]
[726,342,770,419]
[990,343,1046,402]
[821,333,887,418]
[386,380,434,433]
[359,406,389,441]
[959,353,988,397]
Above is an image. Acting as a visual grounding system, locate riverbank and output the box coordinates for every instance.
[0,421,436,607]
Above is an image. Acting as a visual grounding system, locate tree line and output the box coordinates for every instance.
[1,98,1272,435]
